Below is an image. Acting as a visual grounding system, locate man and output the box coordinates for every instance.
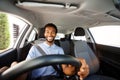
[26,23,64,79]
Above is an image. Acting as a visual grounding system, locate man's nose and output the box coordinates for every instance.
[48,32,52,36]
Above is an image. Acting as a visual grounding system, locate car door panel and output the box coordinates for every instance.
[17,43,33,62]
[96,44,120,79]
[0,49,18,67]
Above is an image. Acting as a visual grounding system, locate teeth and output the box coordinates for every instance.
[48,37,53,39]
[47,37,53,41]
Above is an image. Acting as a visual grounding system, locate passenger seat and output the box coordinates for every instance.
[73,27,99,74]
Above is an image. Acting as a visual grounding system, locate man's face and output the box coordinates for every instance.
[44,26,56,43]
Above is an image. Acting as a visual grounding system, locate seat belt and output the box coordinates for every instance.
[34,44,46,56]
[34,44,64,77]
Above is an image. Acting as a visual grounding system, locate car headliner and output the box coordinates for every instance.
[0,0,120,33]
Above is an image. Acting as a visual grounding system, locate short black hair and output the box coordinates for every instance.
[44,23,58,33]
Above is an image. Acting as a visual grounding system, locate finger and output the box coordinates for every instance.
[0,66,9,73]
[80,77,83,80]
[78,66,89,78]
[11,61,18,67]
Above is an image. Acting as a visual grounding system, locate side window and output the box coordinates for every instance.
[55,33,65,40]
[0,13,28,53]
[27,28,37,42]
[89,26,120,47]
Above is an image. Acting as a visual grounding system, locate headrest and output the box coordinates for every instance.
[65,34,71,40]
[60,34,71,41]
[38,27,45,38]
[74,27,85,36]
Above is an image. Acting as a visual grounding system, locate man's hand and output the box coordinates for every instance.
[77,58,89,80]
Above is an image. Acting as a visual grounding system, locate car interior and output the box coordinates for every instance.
[0,0,120,80]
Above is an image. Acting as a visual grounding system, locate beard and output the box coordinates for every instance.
[46,37,55,43]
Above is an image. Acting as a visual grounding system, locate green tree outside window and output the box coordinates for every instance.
[0,13,10,50]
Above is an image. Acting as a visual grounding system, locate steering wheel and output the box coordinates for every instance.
[0,54,81,80]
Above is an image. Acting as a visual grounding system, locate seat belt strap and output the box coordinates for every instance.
[34,44,46,56]
[34,44,63,76]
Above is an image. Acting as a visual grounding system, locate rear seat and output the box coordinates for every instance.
[59,38,72,55]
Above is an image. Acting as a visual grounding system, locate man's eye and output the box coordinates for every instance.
[46,31,49,33]
[52,32,55,34]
